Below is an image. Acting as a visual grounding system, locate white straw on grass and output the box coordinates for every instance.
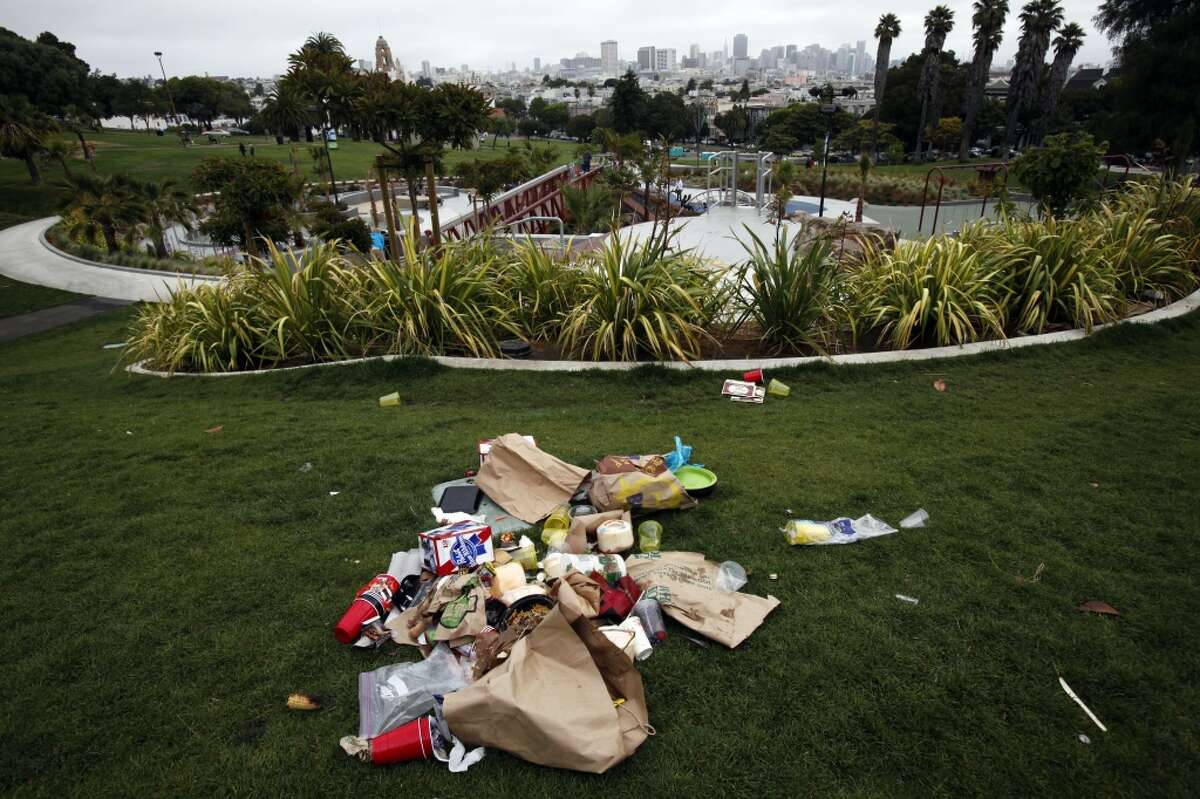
[1060,677,1108,732]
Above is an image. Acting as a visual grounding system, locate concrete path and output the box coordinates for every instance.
[0,217,222,303]
[0,297,132,343]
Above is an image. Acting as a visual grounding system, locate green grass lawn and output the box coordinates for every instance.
[2,304,1199,796]
[0,129,577,220]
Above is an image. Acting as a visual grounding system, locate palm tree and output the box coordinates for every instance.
[1003,0,1064,151]
[61,105,98,171]
[41,138,80,181]
[1033,22,1085,143]
[261,81,313,142]
[959,0,1010,161]
[871,13,902,158]
[137,178,198,258]
[65,174,143,251]
[416,83,491,245]
[0,96,56,185]
[914,5,956,163]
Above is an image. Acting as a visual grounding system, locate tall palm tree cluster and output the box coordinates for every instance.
[870,1,1086,162]
[259,33,490,245]
[63,173,197,258]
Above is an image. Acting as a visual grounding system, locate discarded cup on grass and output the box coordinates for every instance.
[370,716,436,765]
[379,392,401,407]
[743,368,764,383]
[633,597,667,643]
[637,520,662,553]
[900,508,929,529]
[511,543,537,571]
[715,561,748,592]
[767,378,790,398]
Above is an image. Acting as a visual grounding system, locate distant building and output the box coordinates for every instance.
[533,57,541,72]
[421,60,431,78]
[1064,67,1108,91]
[655,48,676,73]
[733,33,748,60]
[601,40,619,73]
[374,36,406,81]
[637,46,656,71]
[689,43,700,60]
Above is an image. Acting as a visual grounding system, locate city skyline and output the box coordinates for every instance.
[4,0,1113,79]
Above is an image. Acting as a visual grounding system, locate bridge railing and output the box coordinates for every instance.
[441,164,602,241]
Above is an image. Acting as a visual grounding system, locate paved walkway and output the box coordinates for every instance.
[0,217,221,303]
[0,297,132,343]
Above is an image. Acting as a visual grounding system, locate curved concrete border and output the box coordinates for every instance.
[0,217,221,303]
[127,286,1200,378]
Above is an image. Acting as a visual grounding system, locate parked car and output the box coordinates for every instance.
[225,127,250,136]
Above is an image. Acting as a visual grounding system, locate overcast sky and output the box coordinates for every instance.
[5,0,1114,79]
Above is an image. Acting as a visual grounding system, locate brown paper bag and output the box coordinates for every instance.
[626,552,779,649]
[443,581,652,773]
[551,571,603,618]
[565,509,631,554]
[386,573,486,645]
[474,433,590,524]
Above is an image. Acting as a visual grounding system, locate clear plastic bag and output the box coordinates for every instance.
[783,514,898,546]
[358,644,468,738]
[714,561,748,592]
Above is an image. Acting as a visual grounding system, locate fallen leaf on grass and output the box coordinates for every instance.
[1076,600,1120,617]
[933,379,947,392]
[205,425,223,434]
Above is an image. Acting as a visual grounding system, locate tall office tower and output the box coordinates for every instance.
[786,43,797,60]
[655,48,676,72]
[856,39,866,72]
[601,40,619,73]
[772,45,785,60]
[533,57,541,72]
[689,43,700,60]
[637,46,656,71]
[421,60,431,78]
[733,33,748,59]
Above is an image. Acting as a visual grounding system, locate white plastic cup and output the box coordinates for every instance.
[715,561,747,592]
[900,508,929,529]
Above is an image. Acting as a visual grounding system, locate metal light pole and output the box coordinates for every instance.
[818,103,836,218]
[153,51,179,125]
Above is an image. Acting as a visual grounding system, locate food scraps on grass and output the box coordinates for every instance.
[286,693,322,711]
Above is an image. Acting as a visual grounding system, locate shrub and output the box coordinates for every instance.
[1012,131,1106,217]
[850,234,1009,349]
[1090,205,1193,300]
[353,235,513,358]
[492,240,580,342]
[987,216,1124,334]
[732,224,842,353]
[558,232,726,361]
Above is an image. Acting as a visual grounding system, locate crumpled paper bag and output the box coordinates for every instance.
[443,581,652,773]
[474,433,589,524]
[626,552,779,648]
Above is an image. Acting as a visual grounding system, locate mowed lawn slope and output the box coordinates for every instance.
[1,306,1198,797]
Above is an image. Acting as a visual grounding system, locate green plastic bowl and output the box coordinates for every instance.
[675,465,718,496]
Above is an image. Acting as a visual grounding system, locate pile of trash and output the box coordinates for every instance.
[328,433,780,774]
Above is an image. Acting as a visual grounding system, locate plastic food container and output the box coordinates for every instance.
[597,519,634,553]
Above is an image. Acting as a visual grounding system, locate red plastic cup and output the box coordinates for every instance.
[333,599,375,644]
[371,716,435,765]
[743,369,764,383]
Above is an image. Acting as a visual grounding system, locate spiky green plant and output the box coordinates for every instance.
[356,234,513,357]
[1090,205,1194,300]
[850,234,1009,349]
[732,224,842,354]
[492,239,580,342]
[991,215,1123,333]
[558,232,724,361]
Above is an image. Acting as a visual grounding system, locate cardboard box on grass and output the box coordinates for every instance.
[419,520,494,576]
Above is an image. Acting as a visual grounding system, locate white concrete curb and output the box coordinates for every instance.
[126,287,1200,378]
[38,225,225,283]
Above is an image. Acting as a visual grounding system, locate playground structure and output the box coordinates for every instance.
[704,151,776,212]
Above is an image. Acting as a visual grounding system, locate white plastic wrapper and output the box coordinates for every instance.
[357,644,468,738]
[783,514,898,546]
